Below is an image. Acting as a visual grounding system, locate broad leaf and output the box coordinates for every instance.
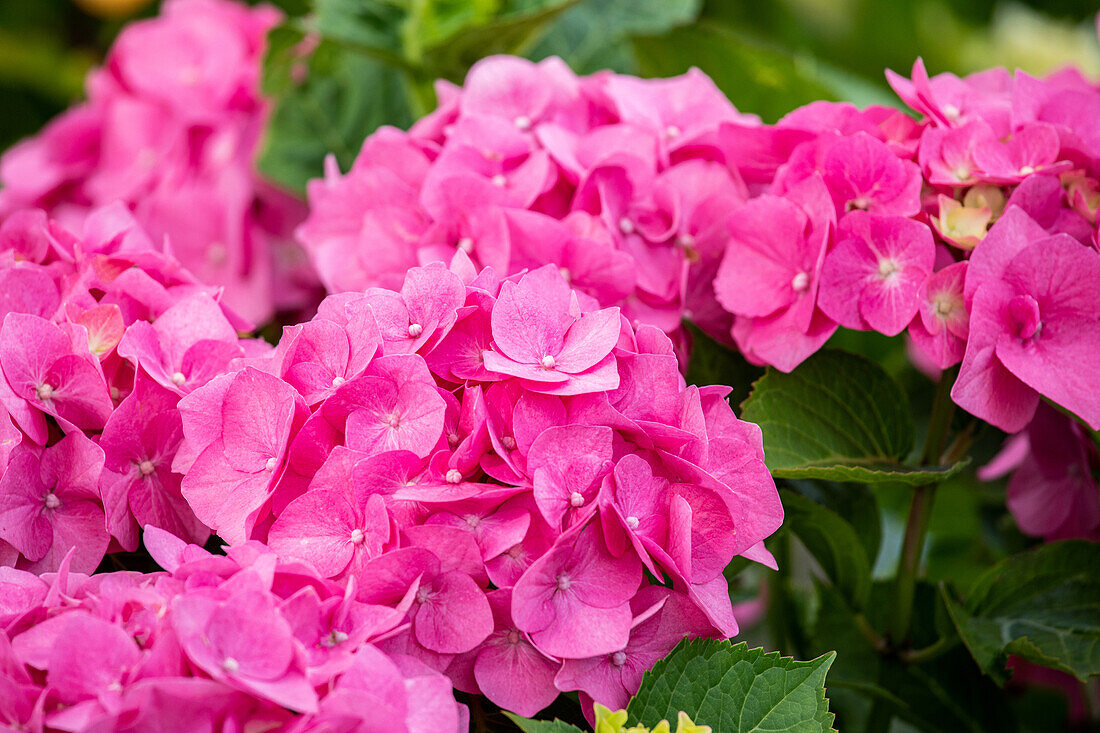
[944,540,1100,684]
[529,0,702,74]
[627,639,836,732]
[740,350,965,485]
[257,25,414,193]
[806,580,1017,733]
[787,480,881,565]
[316,0,579,77]
[504,713,586,733]
[781,489,872,609]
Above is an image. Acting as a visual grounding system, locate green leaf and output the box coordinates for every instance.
[787,480,881,565]
[424,0,582,80]
[529,0,702,74]
[683,322,764,411]
[503,713,586,733]
[257,24,414,193]
[627,639,836,732]
[316,0,579,77]
[805,580,1018,732]
[943,540,1100,684]
[740,350,965,485]
[781,489,872,610]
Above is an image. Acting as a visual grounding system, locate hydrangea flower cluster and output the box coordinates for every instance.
[0,204,260,574]
[175,256,782,715]
[0,528,467,731]
[297,55,758,343]
[710,59,1100,435]
[0,0,313,325]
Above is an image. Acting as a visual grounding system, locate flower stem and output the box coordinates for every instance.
[889,368,957,646]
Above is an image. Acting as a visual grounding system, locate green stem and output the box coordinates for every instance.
[901,635,959,665]
[889,368,957,646]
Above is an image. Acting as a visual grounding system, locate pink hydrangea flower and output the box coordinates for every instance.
[0,0,311,323]
[818,212,935,336]
[0,432,107,574]
[953,207,1100,432]
[714,175,837,371]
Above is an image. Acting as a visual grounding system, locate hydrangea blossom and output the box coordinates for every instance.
[296,56,757,343]
[0,0,313,323]
[709,61,1100,438]
[174,258,783,714]
[0,203,257,571]
[0,530,467,731]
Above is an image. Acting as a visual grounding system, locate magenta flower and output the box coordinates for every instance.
[116,293,243,395]
[0,312,114,444]
[818,212,935,336]
[512,522,641,658]
[484,267,622,394]
[528,425,613,528]
[714,175,837,371]
[99,375,209,551]
[470,589,561,717]
[819,132,923,216]
[1003,406,1100,542]
[268,489,389,579]
[0,433,107,574]
[953,207,1100,431]
[173,577,319,713]
[179,367,304,543]
[908,261,970,369]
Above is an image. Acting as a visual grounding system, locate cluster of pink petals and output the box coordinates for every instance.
[0,0,313,324]
[707,59,1100,437]
[0,204,260,575]
[297,55,759,344]
[979,404,1100,542]
[175,256,783,715]
[0,528,466,731]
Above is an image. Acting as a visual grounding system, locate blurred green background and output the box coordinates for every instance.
[2,0,1099,157]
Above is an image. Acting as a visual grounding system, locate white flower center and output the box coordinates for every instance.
[456,237,474,253]
[612,651,628,667]
[540,355,556,369]
[556,574,572,591]
[332,376,346,388]
[265,457,278,471]
[626,516,640,529]
[791,272,810,292]
[665,125,681,139]
[501,436,516,450]
[514,115,532,130]
[407,322,423,338]
[491,174,507,187]
[876,258,900,281]
[222,657,239,673]
[138,460,156,476]
[36,383,54,401]
[44,493,60,510]
[569,491,585,508]
[171,372,186,387]
[320,630,348,648]
[350,528,365,545]
[446,469,463,484]
[618,217,635,235]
